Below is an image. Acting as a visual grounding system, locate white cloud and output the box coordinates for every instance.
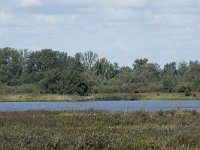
[17,0,93,7]
[34,15,59,24]
[154,0,200,6]
[0,28,8,35]
[16,0,200,8]
[171,27,194,35]
[0,12,15,23]
[19,0,42,7]
[98,0,148,7]
[33,14,77,25]
[101,8,195,28]
[16,0,148,8]
[102,8,135,21]
[112,39,129,53]
[52,0,148,7]
[152,13,192,26]
[59,0,93,5]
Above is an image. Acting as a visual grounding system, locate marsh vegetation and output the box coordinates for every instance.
[0,110,200,150]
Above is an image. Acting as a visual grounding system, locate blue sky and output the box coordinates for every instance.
[0,0,200,67]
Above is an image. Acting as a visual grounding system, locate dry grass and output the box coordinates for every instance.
[0,93,139,102]
[0,92,200,102]
[0,110,200,149]
[140,92,200,100]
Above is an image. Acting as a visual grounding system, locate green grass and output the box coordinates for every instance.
[0,93,140,102]
[0,92,200,102]
[0,110,200,149]
[140,92,200,100]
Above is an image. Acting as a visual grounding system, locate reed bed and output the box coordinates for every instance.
[0,110,200,149]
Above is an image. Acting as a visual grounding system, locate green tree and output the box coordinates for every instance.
[34,51,89,95]
[131,58,149,84]
[93,58,115,80]
[162,62,177,92]
[188,61,200,91]
[79,51,98,71]
[26,49,69,83]
[115,66,132,83]
[132,58,160,84]
[39,69,90,96]
[133,58,148,71]
[0,47,23,85]
[177,61,188,82]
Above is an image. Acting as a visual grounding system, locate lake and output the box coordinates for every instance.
[0,100,200,112]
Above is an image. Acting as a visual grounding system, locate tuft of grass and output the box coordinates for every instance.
[192,109,197,115]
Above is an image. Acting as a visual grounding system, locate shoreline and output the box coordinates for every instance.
[0,92,200,102]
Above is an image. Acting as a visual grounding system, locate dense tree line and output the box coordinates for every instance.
[0,47,200,95]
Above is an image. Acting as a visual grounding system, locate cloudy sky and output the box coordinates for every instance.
[0,0,200,66]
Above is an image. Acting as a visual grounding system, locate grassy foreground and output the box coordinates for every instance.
[0,110,200,150]
[0,92,200,102]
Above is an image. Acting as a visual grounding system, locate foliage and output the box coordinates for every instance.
[0,47,23,85]
[162,62,177,92]
[92,57,115,80]
[132,58,161,85]
[0,110,200,150]
[1,48,200,95]
[78,51,99,70]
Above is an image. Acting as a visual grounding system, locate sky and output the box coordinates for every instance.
[0,0,200,67]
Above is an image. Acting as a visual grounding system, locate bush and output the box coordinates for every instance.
[192,110,197,115]
[15,84,39,94]
[185,90,192,96]
[178,86,187,93]
[134,90,140,93]
[0,86,6,94]
[0,85,15,94]
[158,110,164,116]
[193,93,197,97]
[91,84,138,94]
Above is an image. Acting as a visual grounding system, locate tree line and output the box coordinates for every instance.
[0,47,200,95]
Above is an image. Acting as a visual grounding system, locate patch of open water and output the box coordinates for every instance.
[0,100,200,112]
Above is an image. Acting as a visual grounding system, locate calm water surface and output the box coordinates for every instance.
[0,100,200,112]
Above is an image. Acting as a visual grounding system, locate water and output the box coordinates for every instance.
[0,100,200,112]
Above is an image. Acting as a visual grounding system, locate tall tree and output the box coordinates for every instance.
[133,58,148,71]
[0,47,23,85]
[132,58,160,84]
[79,51,98,71]
[93,58,114,80]
[162,62,177,92]
[177,61,188,82]
[188,61,200,91]
[26,49,69,83]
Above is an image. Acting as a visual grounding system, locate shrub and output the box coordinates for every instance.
[193,93,197,97]
[185,90,192,96]
[0,85,16,94]
[134,90,140,93]
[158,110,164,116]
[15,84,39,94]
[178,86,187,93]
[192,110,197,115]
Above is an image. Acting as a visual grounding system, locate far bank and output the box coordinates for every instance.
[0,92,199,102]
